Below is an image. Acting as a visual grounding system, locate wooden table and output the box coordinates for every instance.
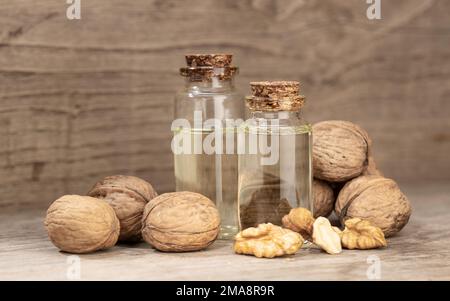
[1,182,449,281]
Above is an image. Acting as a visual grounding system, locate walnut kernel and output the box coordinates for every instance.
[282,207,315,240]
[234,223,303,258]
[312,217,342,255]
[341,218,387,250]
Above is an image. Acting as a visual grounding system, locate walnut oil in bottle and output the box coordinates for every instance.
[173,54,244,239]
[238,81,313,230]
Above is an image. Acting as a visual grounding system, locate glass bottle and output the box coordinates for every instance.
[237,81,312,230]
[172,54,244,239]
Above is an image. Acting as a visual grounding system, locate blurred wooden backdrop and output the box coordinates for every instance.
[1,0,449,209]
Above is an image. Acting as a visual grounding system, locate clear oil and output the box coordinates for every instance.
[238,124,312,229]
[174,128,239,240]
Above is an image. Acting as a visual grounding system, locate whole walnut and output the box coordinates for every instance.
[142,191,220,252]
[88,175,157,242]
[45,195,120,253]
[335,175,412,237]
[313,120,381,182]
[313,179,335,218]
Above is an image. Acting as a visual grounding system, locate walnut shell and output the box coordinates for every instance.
[313,179,335,218]
[44,195,120,253]
[88,175,157,242]
[313,120,380,182]
[364,155,383,177]
[142,191,220,252]
[335,176,412,237]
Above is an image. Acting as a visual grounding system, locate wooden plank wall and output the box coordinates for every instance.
[1,0,449,209]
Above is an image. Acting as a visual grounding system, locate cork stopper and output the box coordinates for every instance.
[185,54,233,67]
[246,81,305,112]
[180,54,238,82]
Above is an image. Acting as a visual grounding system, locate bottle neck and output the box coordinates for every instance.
[184,77,235,93]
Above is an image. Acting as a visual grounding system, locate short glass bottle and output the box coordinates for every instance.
[173,54,245,239]
[237,81,313,230]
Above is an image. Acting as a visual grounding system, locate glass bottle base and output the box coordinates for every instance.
[218,225,239,240]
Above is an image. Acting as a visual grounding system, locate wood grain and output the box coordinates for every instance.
[1,0,449,209]
[0,182,449,280]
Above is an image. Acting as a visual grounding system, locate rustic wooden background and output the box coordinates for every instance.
[1,0,449,209]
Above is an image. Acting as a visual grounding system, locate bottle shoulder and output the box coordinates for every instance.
[241,116,312,135]
[174,89,245,120]
[175,88,242,100]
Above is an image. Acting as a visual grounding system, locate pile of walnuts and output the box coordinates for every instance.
[312,120,412,238]
[234,120,412,258]
[45,176,220,254]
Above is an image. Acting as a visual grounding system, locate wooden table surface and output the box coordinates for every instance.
[1,182,449,281]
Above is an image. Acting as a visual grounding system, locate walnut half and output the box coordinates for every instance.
[281,207,315,240]
[234,223,303,258]
[312,217,342,255]
[341,218,387,250]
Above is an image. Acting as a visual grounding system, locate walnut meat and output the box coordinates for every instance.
[313,179,335,218]
[142,191,220,252]
[312,217,342,255]
[313,120,381,182]
[341,218,387,250]
[282,207,314,240]
[44,195,120,253]
[88,175,157,242]
[335,175,412,237]
[234,223,303,258]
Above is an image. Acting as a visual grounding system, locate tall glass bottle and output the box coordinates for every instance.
[238,81,312,229]
[173,54,244,239]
